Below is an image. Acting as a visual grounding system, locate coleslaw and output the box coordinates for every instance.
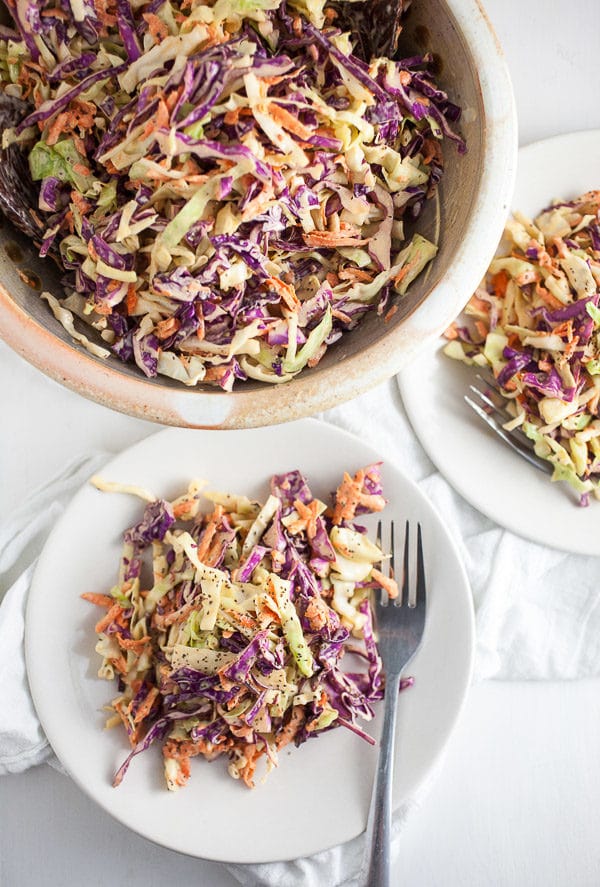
[0,0,463,389]
[83,463,409,789]
[445,191,600,505]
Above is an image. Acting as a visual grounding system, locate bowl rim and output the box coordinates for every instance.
[0,0,517,429]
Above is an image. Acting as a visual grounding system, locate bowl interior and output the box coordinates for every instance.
[0,0,486,395]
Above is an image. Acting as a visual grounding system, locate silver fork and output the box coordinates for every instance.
[464,372,553,475]
[361,520,427,887]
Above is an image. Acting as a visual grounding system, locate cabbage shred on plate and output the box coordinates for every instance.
[84,464,409,790]
[0,0,463,389]
[445,191,600,504]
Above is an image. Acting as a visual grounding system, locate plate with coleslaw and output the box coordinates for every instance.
[25,420,474,863]
[398,129,600,556]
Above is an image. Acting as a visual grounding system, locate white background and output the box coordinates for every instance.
[2,1,600,885]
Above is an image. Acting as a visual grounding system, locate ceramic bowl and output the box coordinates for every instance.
[0,0,517,427]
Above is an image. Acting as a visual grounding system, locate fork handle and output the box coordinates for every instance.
[362,672,401,887]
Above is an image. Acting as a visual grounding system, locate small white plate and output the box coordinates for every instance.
[398,130,600,557]
[26,420,474,863]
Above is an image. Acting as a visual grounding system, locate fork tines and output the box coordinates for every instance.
[464,378,553,476]
[376,519,426,609]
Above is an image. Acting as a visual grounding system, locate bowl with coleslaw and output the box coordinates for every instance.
[0,0,516,427]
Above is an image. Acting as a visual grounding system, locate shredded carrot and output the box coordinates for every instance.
[155,316,180,340]
[563,335,580,358]
[304,596,330,631]
[110,655,129,676]
[95,603,122,634]
[207,533,232,567]
[143,12,168,42]
[261,75,287,86]
[70,134,86,156]
[332,468,386,525]
[286,498,321,538]
[338,268,374,283]
[303,231,368,248]
[535,282,563,310]
[46,99,96,146]
[238,744,264,789]
[204,366,230,383]
[116,634,151,652]
[113,700,137,746]
[552,320,573,341]
[469,295,491,313]
[153,599,197,630]
[162,739,192,785]
[443,322,459,340]
[223,610,259,631]
[125,284,138,316]
[142,97,169,137]
[384,305,398,323]
[392,254,420,285]
[307,343,326,368]
[492,269,509,298]
[265,276,300,312]
[224,108,241,125]
[70,191,91,215]
[421,137,442,166]
[474,320,488,340]
[276,705,305,750]
[133,686,160,724]
[256,598,281,627]
[87,241,100,263]
[41,7,70,18]
[371,567,399,600]
[93,0,118,29]
[550,236,569,258]
[190,312,205,342]
[33,87,44,111]
[267,102,312,141]
[195,505,223,561]
[164,87,182,113]
[332,307,353,325]
[515,269,540,286]
[239,187,274,222]
[172,498,195,518]
[81,592,114,608]
[16,65,35,100]
[94,301,113,317]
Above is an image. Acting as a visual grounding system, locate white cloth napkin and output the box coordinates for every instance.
[0,453,108,774]
[1,379,599,887]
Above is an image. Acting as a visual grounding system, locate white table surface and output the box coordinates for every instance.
[2,2,600,885]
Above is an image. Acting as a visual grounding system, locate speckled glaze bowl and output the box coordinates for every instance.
[0,0,517,428]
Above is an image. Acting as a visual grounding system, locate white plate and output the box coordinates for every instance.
[398,130,600,557]
[26,420,474,863]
